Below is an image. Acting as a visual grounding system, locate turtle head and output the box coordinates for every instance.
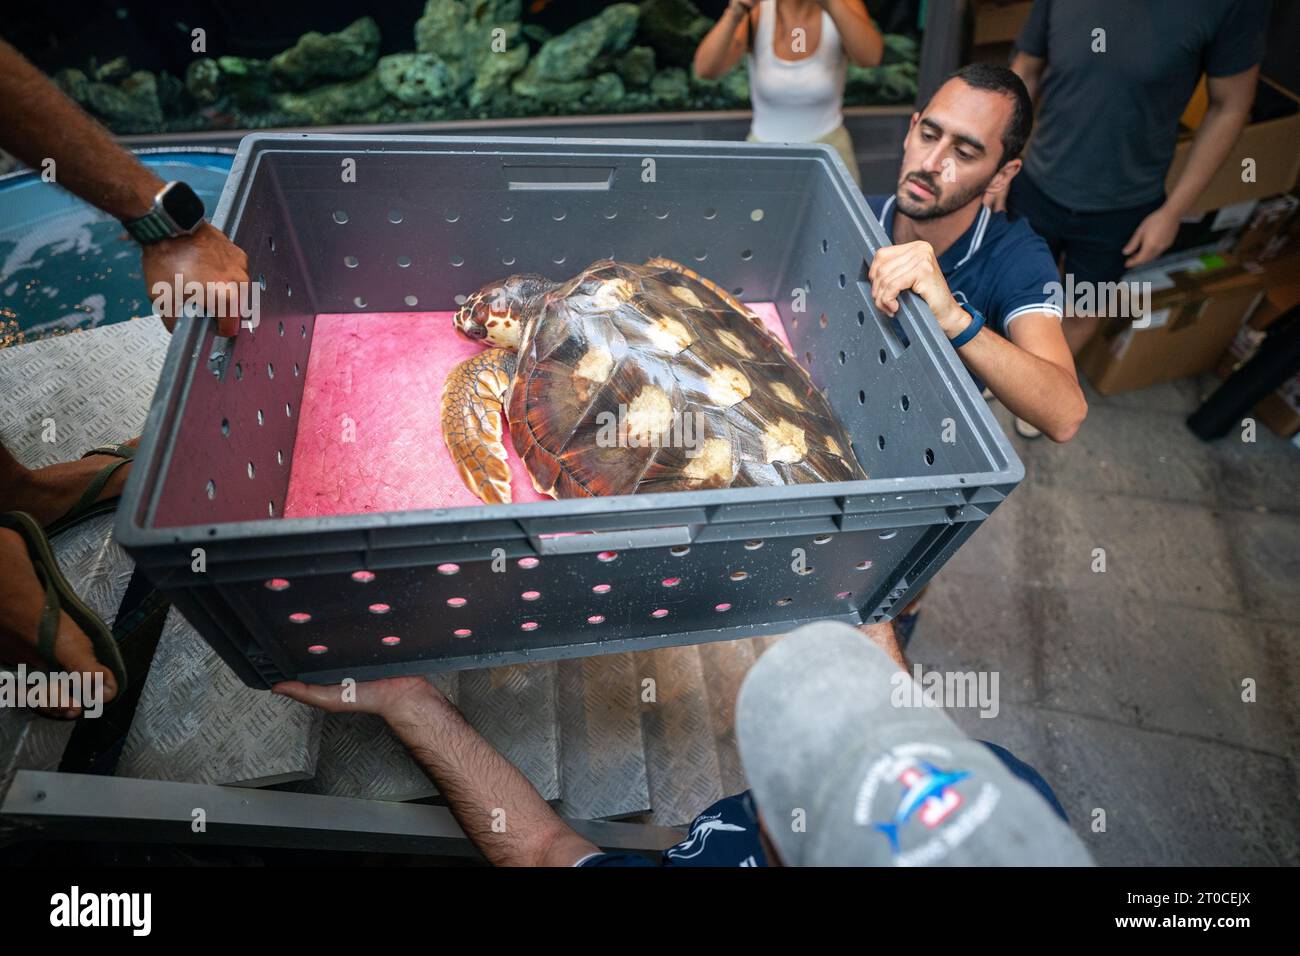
[454,274,554,350]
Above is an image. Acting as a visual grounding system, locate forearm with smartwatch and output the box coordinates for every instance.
[1,39,185,230]
[0,38,248,335]
[869,240,1085,442]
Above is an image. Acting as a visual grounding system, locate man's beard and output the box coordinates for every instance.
[895,172,988,221]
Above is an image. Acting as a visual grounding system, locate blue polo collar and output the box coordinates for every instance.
[878,195,994,274]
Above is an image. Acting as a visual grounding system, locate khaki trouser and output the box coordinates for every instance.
[747,124,862,186]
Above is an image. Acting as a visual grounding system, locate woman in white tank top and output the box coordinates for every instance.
[694,0,884,186]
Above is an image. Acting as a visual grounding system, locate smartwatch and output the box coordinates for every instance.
[948,302,985,349]
[122,181,206,244]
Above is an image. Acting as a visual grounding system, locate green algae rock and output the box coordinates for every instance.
[94,56,132,84]
[416,0,522,60]
[688,58,749,107]
[120,71,163,125]
[844,57,917,105]
[271,16,381,90]
[84,70,162,130]
[468,44,529,108]
[721,59,750,102]
[521,23,552,46]
[585,72,627,112]
[612,45,655,88]
[216,56,273,110]
[517,3,638,85]
[511,74,593,109]
[53,68,91,104]
[84,83,133,125]
[273,71,387,125]
[377,52,463,105]
[184,58,220,106]
[650,66,689,107]
[154,70,188,117]
[414,1,528,107]
[637,0,711,69]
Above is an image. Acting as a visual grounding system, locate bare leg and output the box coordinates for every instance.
[0,438,137,525]
[0,442,30,503]
[0,527,119,713]
[0,438,135,715]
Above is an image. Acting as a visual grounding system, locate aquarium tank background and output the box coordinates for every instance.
[8,0,923,133]
[1,0,924,346]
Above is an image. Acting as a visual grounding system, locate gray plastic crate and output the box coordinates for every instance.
[116,133,1022,689]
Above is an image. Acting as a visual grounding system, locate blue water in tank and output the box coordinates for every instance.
[0,150,233,348]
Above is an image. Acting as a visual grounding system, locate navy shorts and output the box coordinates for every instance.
[1007,173,1165,285]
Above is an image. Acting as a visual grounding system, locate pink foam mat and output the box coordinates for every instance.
[284,303,789,518]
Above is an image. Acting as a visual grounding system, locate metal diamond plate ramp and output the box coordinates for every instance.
[457,662,559,801]
[0,322,167,797]
[0,317,168,467]
[116,608,323,787]
[634,645,723,827]
[697,638,762,797]
[0,706,74,801]
[290,673,459,801]
[555,653,650,820]
[48,513,137,630]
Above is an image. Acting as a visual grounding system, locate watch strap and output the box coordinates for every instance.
[948,303,985,349]
[122,209,177,245]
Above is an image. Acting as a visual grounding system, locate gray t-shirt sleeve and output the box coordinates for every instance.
[1204,0,1269,76]
[1015,0,1051,57]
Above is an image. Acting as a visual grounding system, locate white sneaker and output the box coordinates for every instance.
[1014,417,1043,439]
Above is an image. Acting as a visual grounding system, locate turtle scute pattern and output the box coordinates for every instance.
[508,260,866,498]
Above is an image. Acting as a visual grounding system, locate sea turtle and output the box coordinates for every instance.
[440,257,866,503]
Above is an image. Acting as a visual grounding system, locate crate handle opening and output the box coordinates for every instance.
[857,258,911,358]
[530,524,697,556]
[505,164,615,191]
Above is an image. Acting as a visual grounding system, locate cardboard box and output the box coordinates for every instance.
[1232,193,1300,261]
[1251,376,1300,438]
[1081,254,1266,394]
[1256,255,1300,303]
[1248,276,1300,327]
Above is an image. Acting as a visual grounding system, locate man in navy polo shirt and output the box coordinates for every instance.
[865,64,1087,643]
[866,63,1087,444]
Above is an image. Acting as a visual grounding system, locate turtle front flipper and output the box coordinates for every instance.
[440,349,518,504]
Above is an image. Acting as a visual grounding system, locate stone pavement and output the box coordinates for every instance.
[915,375,1300,865]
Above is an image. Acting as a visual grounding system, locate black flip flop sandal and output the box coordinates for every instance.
[0,510,128,697]
[45,443,136,539]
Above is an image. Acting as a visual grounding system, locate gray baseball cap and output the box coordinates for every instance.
[736,621,1093,866]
